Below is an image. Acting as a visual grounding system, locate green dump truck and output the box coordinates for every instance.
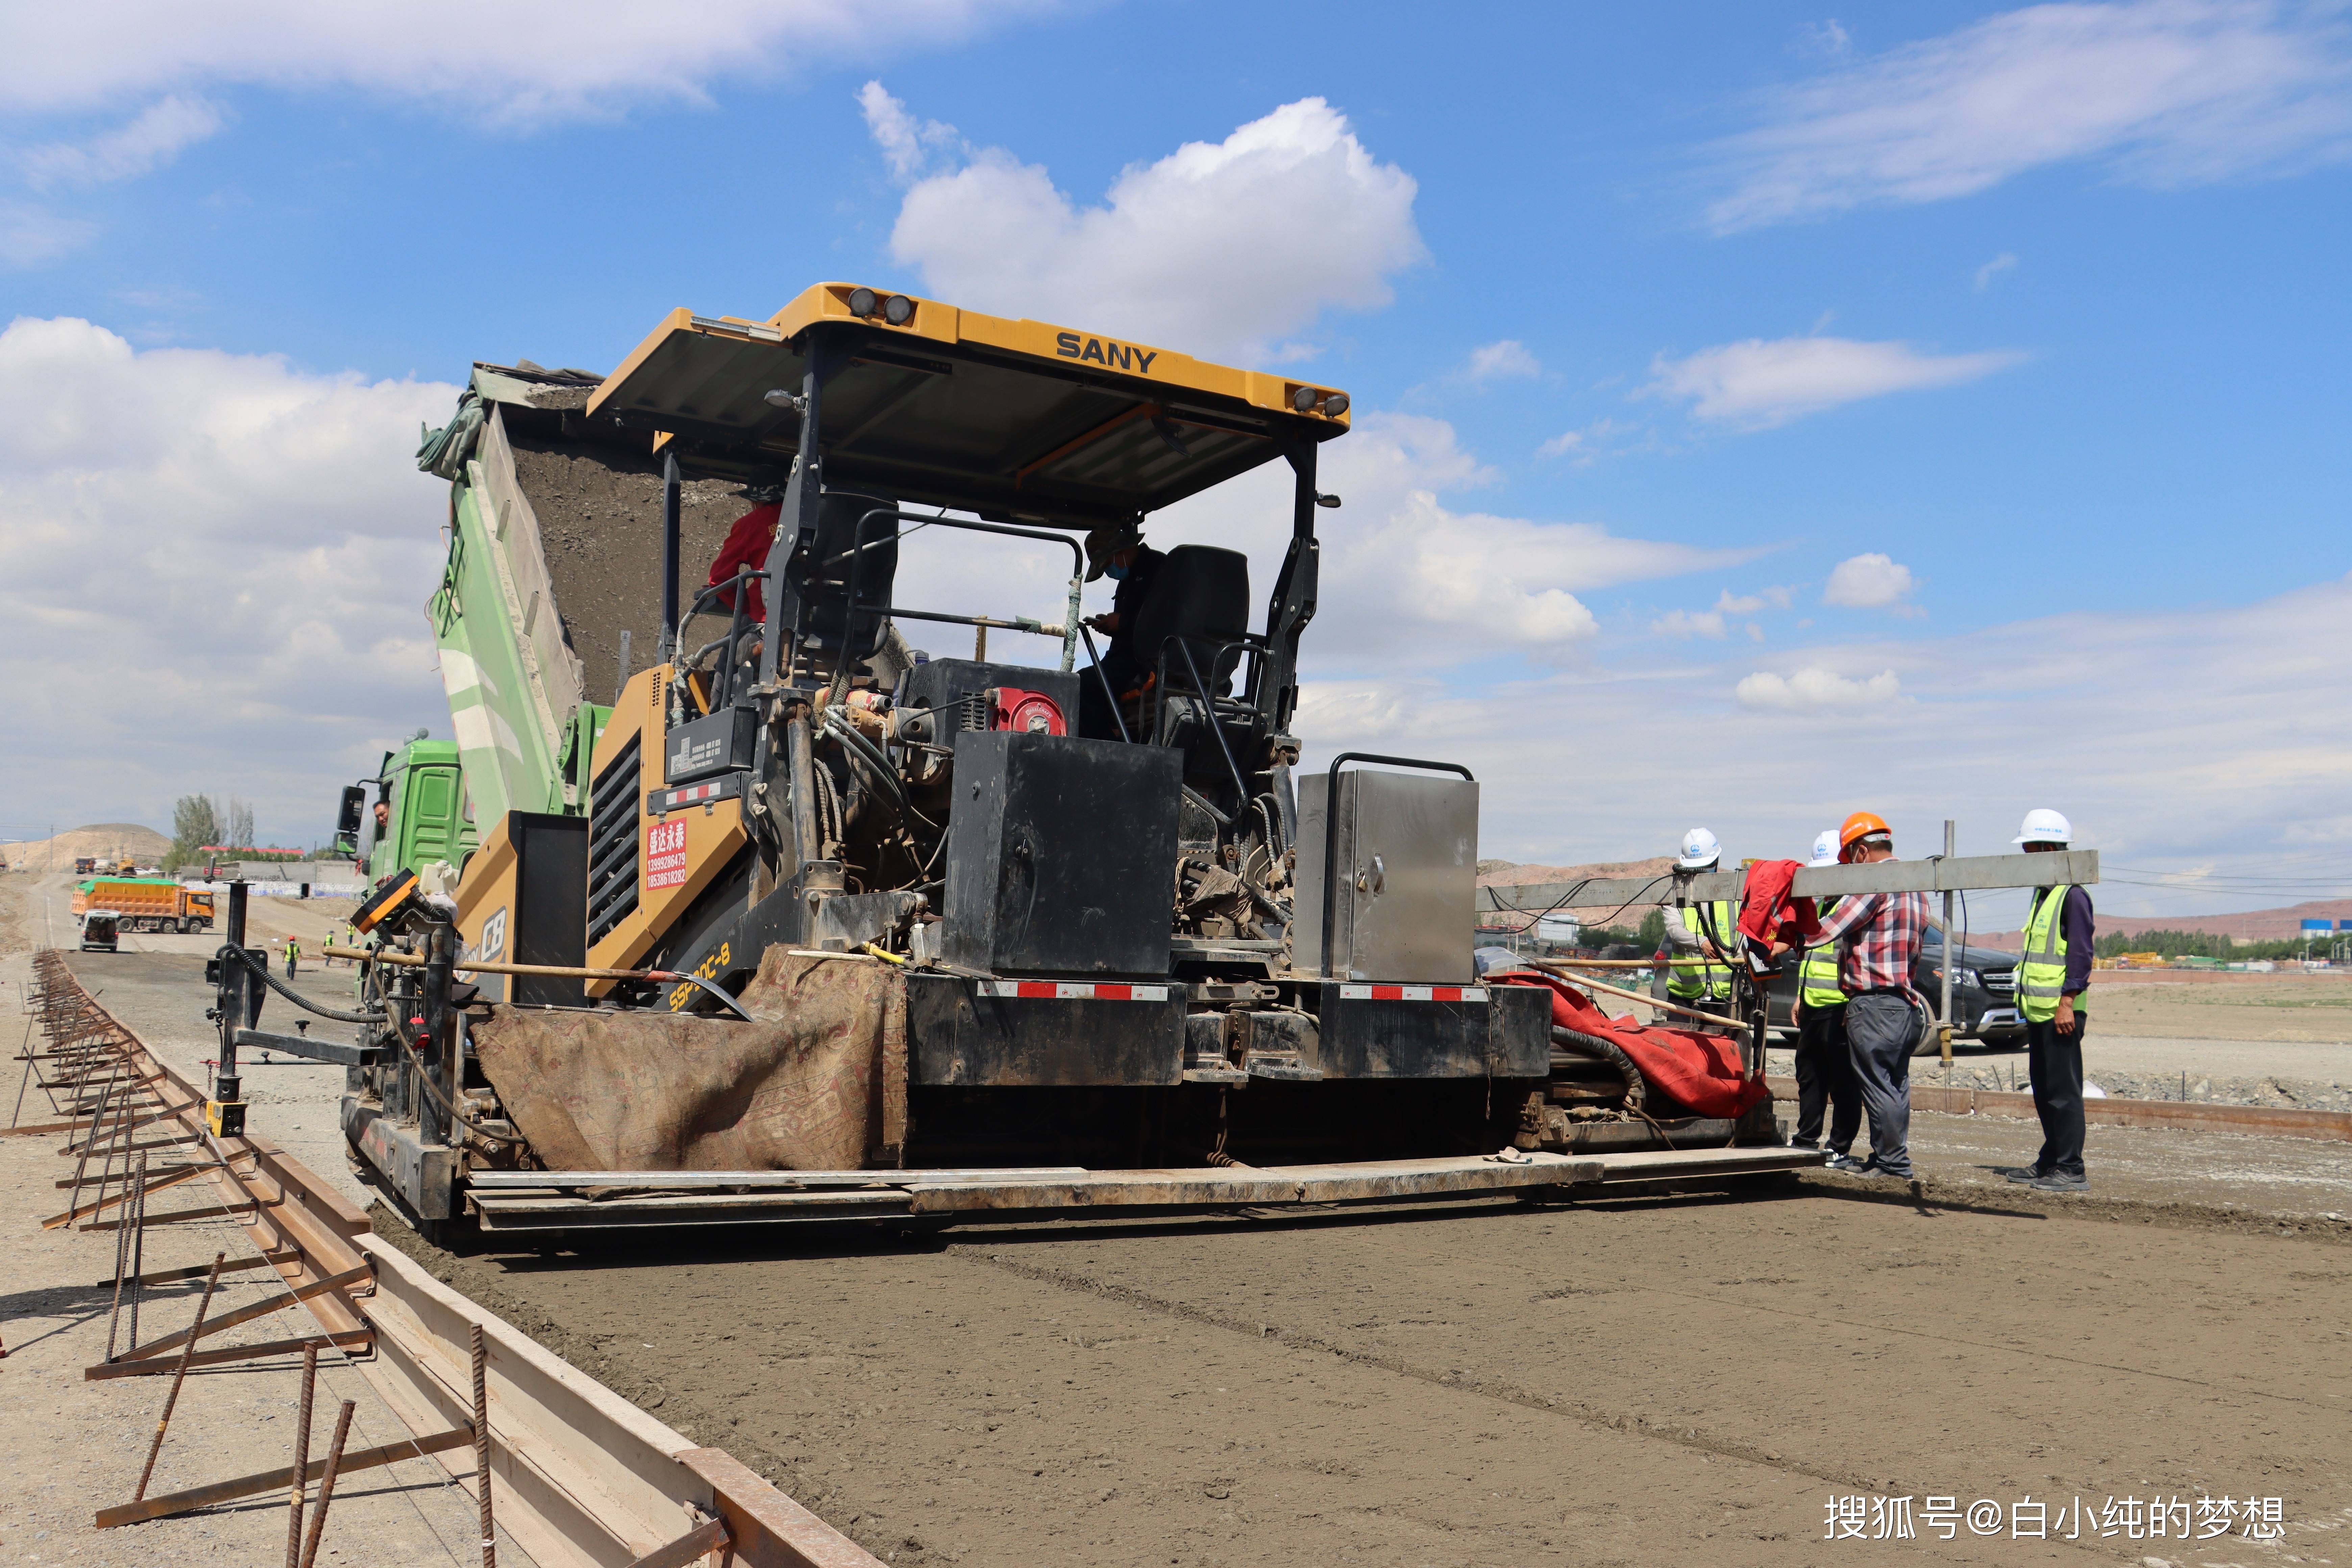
[339,361,676,889]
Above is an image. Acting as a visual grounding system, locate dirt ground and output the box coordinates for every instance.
[390,1178,2352,1568]
[0,944,533,1568]
[2087,974,2352,1042]
[14,910,2352,1567]
[8,874,377,1210]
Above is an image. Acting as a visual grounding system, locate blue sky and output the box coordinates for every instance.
[3,1,2348,919]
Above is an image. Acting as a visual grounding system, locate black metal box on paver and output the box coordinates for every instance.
[489,812,589,1006]
[664,703,757,785]
[941,730,1180,976]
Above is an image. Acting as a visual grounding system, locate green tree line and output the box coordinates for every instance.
[2093,928,2335,963]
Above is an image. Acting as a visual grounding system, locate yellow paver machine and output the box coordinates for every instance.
[298,284,1823,1235]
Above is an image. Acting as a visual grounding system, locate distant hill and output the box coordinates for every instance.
[1476,857,1680,923]
[1968,897,2352,951]
[2,822,171,872]
[1479,859,2351,950]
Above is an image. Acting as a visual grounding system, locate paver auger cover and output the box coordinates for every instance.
[469,947,906,1171]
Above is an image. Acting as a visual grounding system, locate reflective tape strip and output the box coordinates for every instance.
[649,777,741,813]
[1338,985,1488,1002]
[978,981,1171,1002]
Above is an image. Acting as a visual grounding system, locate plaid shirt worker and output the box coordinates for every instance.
[1805,887,1933,999]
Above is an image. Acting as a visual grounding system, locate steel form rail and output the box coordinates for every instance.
[28,950,885,1568]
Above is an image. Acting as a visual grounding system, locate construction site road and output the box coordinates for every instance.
[393,1175,2352,1568]
[0,946,536,1568]
[15,895,2352,1566]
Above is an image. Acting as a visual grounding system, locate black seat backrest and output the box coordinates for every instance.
[1130,545,1249,693]
[804,491,898,660]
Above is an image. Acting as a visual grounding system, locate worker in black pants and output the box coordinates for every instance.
[2008,810,2096,1191]
[1789,832,1863,1165]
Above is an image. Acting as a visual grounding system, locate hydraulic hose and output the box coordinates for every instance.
[1552,1024,1646,1114]
[216,944,384,1024]
[822,710,935,830]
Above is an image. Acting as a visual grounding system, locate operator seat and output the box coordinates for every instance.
[1128,545,1257,783]
[1129,545,1249,695]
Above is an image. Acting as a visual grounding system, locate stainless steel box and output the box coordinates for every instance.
[1295,768,1478,982]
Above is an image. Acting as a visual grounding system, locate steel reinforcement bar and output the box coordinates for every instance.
[28,951,883,1568]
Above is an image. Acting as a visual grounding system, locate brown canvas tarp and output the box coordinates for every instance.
[470,949,907,1172]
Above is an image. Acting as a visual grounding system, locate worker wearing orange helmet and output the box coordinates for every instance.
[1773,810,1934,1181]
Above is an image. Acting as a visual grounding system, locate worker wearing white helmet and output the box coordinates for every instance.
[1661,828,1739,1021]
[1788,830,1862,1165]
[2007,809,2095,1193]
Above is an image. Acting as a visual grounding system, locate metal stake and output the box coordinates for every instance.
[1940,819,1956,1076]
[134,1251,225,1502]
[286,1343,318,1568]
[65,1077,117,1219]
[470,1323,496,1568]
[295,1401,357,1568]
[104,1153,147,1360]
[85,1071,139,1232]
[126,1153,148,1350]
[10,1013,33,1126]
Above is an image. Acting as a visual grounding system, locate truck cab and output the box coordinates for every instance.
[350,738,478,889]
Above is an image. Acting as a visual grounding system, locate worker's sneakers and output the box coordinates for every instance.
[2001,1165,2047,1183]
[1822,1152,1869,1174]
[2028,1171,2088,1193]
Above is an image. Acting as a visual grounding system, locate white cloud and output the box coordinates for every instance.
[1974,251,2019,290]
[1462,339,1541,383]
[1652,586,1795,639]
[0,201,94,266]
[0,1,1053,124]
[0,316,455,842]
[1734,666,1905,708]
[856,79,957,182]
[879,93,1427,362]
[1644,334,2027,427]
[1723,586,1794,614]
[1799,20,1856,59]
[1708,0,2352,230]
[1823,551,1918,610]
[1426,573,2352,920]
[20,96,223,190]
[1536,417,1638,464]
[1653,607,1729,640]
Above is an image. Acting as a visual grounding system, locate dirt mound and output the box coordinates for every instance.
[509,435,767,706]
[3,822,170,872]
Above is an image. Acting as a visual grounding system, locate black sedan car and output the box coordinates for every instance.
[1759,928,2024,1052]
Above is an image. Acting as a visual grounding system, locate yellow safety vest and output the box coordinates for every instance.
[1667,900,1739,1000]
[1799,896,1846,1008]
[2019,885,2075,1023]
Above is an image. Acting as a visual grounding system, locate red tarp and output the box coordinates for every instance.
[1491,971,1770,1121]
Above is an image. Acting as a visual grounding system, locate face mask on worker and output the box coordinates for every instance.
[1104,562,1128,580]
